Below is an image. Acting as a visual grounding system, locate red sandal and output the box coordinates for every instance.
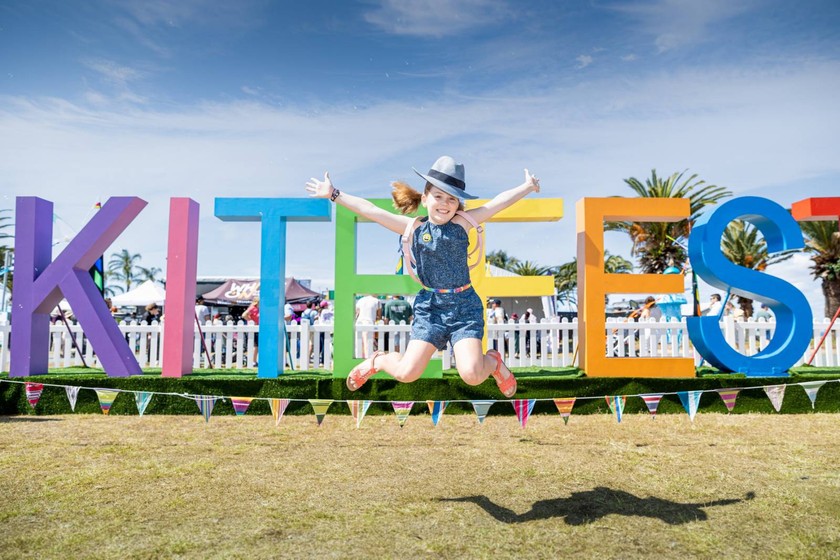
[346,351,384,391]
[487,349,517,398]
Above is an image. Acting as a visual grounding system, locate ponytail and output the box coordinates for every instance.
[391,181,422,214]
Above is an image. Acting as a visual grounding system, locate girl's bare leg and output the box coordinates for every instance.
[452,338,510,386]
[356,339,437,383]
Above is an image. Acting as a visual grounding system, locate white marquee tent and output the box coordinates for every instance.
[110,279,166,307]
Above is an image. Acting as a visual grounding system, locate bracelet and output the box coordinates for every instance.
[329,188,341,202]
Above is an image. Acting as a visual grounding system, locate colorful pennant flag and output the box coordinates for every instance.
[763,385,786,412]
[471,400,495,424]
[800,381,825,409]
[639,394,663,419]
[605,395,626,423]
[347,400,372,428]
[195,395,218,423]
[512,399,536,428]
[269,398,291,426]
[308,399,333,426]
[95,389,120,415]
[717,389,740,413]
[677,391,702,421]
[134,392,153,416]
[553,397,576,425]
[392,401,414,428]
[25,383,44,409]
[230,397,253,416]
[65,386,80,412]
[426,401,448,427]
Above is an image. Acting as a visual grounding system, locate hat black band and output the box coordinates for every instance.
[427,169,466,191]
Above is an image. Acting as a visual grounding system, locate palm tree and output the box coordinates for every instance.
[553,252,633,306]
[720,220,796,318]
[511,260,553,276]
[798,220,840,318]
[138,265,163,283]
[486,250,520,272]
[607,170,731,273]
[107,249,143,294]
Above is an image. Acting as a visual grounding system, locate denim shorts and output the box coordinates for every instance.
[411,288,485,350]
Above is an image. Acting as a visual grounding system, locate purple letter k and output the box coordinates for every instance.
[10,197,147,377]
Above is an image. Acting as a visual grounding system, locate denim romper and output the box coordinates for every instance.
[409,218,485,350]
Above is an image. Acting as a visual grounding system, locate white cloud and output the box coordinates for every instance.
[611,0,755,52]
[363,0,512,37]
[575,55,593,69]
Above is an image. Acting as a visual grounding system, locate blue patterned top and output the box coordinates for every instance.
[411,218,470,290]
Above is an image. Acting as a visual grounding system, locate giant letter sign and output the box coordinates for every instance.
[215,198,331,378]
[576,197,694,378]
[162,198,200,377]
[687,196,812,376]
[11,197,147,377]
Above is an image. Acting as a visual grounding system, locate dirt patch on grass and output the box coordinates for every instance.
[1,413,838,559]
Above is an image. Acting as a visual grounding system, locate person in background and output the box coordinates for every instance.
[754,302,773,321]
[242,296,260,367]
[383,295,413,352]
[511,313,521,358]
[702,293,723,318]
[316,300,333,367]
[142,303,161,325]
[355,293,381,357]
[639,297,663,321]
[195,296,211,324]
[300,301,320,365]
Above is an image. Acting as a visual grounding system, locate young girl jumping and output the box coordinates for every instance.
[305,156,540,397]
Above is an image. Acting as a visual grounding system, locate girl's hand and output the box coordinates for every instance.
[305,172,334,198]
[524,168,540,193]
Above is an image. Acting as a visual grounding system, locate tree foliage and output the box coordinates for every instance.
[798,219,840,318]
[607,170,731,273]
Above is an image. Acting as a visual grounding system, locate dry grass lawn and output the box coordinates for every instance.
[0,412,838,559]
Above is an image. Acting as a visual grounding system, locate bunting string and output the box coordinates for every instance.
[1,378,837,426]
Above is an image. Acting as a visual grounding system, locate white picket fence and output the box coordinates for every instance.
[0,316,838,372]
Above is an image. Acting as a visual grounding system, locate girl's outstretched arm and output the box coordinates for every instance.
[306,172,411,235]
[464,169,541,225]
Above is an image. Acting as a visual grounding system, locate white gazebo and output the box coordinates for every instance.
[110,280,166,307]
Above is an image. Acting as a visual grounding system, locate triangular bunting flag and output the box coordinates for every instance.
[95,389,120,415]
[134,392,153,417]
[800,381,826,409]
[605,395,626,423]
[194,395,218,423]
[512,399,536,428]
[65,386,80,412]
[677,391,702,421]
[347,400,372,429]
[717,389,740,413]
[308,399,333,426]
[640,394,663,419]
[25,383,44,409]
[470,400,495,424]
[763,385,786,412]
[553,397,576,425]
[392,401,414,428]
[230,397,253,416]
[426,401,448,427]
[269,398,291,426]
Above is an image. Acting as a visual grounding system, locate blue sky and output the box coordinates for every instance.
[2,0,839,315]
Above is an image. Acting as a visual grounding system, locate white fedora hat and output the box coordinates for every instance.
[413,155,478,200]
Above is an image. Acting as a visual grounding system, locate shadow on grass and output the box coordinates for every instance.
[440,487,755,525]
